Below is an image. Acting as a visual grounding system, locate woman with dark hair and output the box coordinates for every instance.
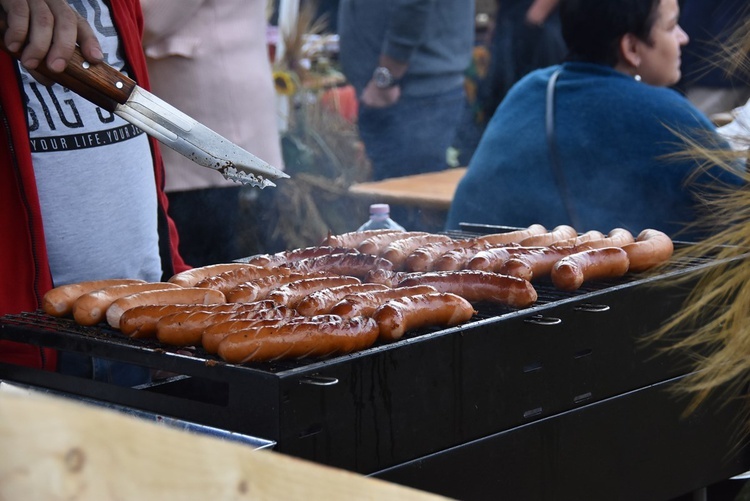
[446,0,743,239]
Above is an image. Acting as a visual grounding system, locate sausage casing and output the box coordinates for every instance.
[621,229,674,272]
[551,247,630,291]
[72,282,182,326]
[330,285,439,318]
[296,283,389,316]
[373,292,476,341]
[397,270,538,308]
[42,278,145,317]
[106,287,226,329]
[217,315,380,363]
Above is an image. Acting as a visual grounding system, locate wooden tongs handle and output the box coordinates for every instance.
[0,8,136,111]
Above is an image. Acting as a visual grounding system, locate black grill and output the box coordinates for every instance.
[1,226,749,500]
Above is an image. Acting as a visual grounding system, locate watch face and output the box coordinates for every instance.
[373,67,394,88]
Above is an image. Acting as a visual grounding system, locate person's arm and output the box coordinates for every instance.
[361,0,432,108]
[1,0,102,72]
[525,0,558,26]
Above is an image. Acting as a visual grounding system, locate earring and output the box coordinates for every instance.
[634,74,642,82]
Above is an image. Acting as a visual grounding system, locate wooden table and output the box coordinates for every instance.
[348,167,466,211]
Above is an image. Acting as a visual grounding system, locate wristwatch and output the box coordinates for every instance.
[372,66,401,89]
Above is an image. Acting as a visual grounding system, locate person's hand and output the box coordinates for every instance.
[361,81,401,108]
[1,0,103,72]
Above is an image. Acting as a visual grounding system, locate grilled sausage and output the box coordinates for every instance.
[364,269,413,287]
[106,288,226,329]
[519,225,578,247]
[194,266,291,294]
[42,278,146,317]
[621,229,674,272]
[168,263,254,287]
[322,229,405,249]
[380,234,453,270]
[268,276,361,308]
[551,247,630,291]
[357,231,428,255]
[217,315,380,363]
[201,308,299,353]
[72,282,182,326]
[226,271,332,303]
[284,253,393,278]
[553,228,635,250]
[157,304,296,347]
[296,283,390,316]
[474,224,548,246]
[497,246,579,281]
[431,243,496,271]
[119,302,250,339]
[548,230,606,248]
[373,292,476,341]
[330,285,438,318]
[404,238,480,272]
[397,270,538,308]
[466,245,541,272]
[241,246,360,268]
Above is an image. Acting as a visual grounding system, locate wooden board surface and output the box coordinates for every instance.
[0,388,449,501]
[348,168,467,210]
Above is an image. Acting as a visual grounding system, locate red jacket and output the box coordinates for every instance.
[0,0,189,371]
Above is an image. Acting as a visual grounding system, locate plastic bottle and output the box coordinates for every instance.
[357,203,406,231]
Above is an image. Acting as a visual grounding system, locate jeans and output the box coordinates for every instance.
[58,351,151,387]
[357,86,466,181]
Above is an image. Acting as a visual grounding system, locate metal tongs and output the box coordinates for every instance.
[0,11,288,188]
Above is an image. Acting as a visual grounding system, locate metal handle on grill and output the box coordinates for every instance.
[299,375,339,386]
[573,303,611,313]
[524,315,562,326]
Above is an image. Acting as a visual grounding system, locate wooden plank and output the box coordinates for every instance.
[0,389,449,501]
[348,168,467,210]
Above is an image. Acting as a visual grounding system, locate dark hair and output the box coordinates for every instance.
[559,0,661,66]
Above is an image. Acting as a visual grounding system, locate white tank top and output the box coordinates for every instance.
[21,0,162,286]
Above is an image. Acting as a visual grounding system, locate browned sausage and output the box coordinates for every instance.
[519,225,578,246]
[397,270,538,308]
[551,247,630,291]
[431,242,496,271]
[268,276,361,308]
[497,246,579,281]
[474,224,548,246]
[157,304,296,347]
[621,229,674,272]
[168,263,254,287]
[357,231,429,255]
[330,285,438,318]
[226,271,332,303]
[42,278,146,317]
[242,246,361,268]
[363,269,412,287]
[380,234,453,270]
[106,288,226,329]
[194,266,291,294]
[404,238,480,272]
[296,283,390,316]
[554,228,635,250]
[72,282,183,326]
[373,292,476,341]
[201,307,299,353]
[548,230,606,248]
[284,253,393,278]
[120,302,251,339]
[466,245,542,272]
[322,229,405,249]
[217,315,380,363]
